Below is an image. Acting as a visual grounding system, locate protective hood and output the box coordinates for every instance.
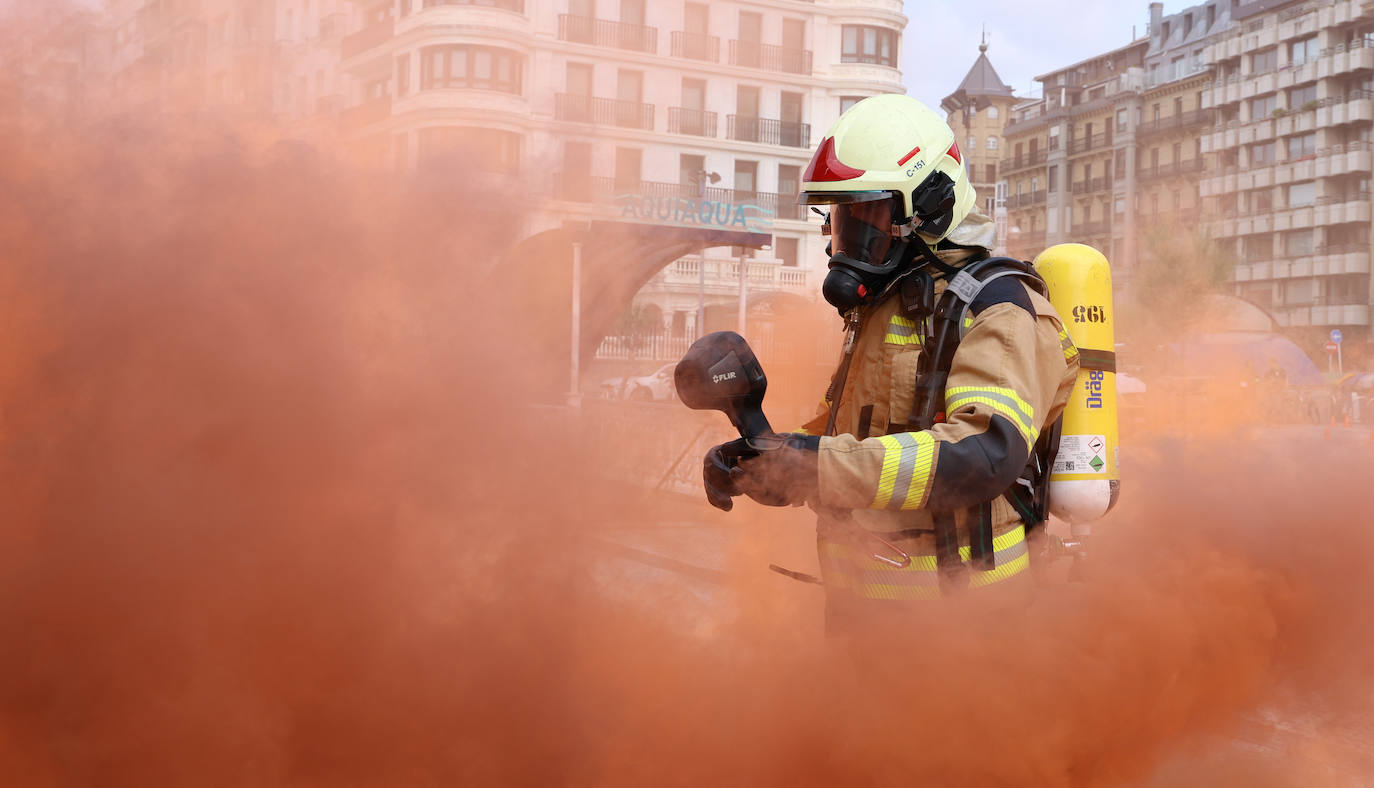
[940,208,997,252]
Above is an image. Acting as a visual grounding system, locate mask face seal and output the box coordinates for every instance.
[820,195,904,314]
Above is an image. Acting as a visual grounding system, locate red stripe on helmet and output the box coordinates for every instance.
[946,142,962,165]
[803,136,866,182]
[897,146,922,166]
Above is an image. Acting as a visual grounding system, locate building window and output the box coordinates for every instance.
[1287,83,1317,110]
[841,25,898,66]
[1287,181,1316,207]
[734,160,758,197]
[776,237,799,267]
[420,46,524,94]
[615,147,642,189]
[1286,133,1316,160]
[985,164,996,183]
[1249,93,1276,120]
[968,135,977,151]
[1289,36,1318,67]
[1251,47,1277,74]
[986,136,998,150]
[1285,229,1315,257]
[987,105,999,119]
[840,95,864,113]
[1048,165,1058,193]
[416,127,522,172]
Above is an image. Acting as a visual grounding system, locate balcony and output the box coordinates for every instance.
[670,31,719,63]
[728,41,812,75]
[341,19,393,60]
[1070,175,1113,194]
[1003,150,1048,173]
[652,256,809,294]
[1136,108,1216,139]
[1078,220,1112,236]
[1137,158,1204,181]
[1067,131,1111,157]
[1006,190,1047,209]
[667,107,717,137]
[558,15,657,54]
[555,94,654,130]
[726,115,810,148]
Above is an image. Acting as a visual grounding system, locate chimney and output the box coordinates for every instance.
[1149,3,1164,39]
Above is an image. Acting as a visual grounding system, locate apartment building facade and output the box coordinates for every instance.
[335,0,907,340]
[941,41,1018,223]
[1001,2,1226,275]
[1001,0,1374,353]
[1202,0,1374,346]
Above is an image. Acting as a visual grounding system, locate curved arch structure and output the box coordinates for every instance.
[503,221,771,399]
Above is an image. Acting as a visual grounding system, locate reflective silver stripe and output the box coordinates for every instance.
[945,389,1036,439]
[886,323,917,337]
[885,432,921,510]
[992,537,1028,565]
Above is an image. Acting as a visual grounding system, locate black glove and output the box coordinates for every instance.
[702,434,820,511]
[703,437,757,512]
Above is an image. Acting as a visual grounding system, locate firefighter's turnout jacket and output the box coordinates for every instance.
[797,246,1079,603]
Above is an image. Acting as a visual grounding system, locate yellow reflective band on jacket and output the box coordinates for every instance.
[819,526,1029,600]
[1058,328,1079,361]
[883,315,923,346]
[870,432,936,511]
[945,386,1038,444]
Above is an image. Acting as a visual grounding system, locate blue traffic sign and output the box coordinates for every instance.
[1331,329,1344,344]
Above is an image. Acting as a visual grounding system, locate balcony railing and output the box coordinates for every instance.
[555,94,654,130]
[1137,108,1216,138]
[668,107,717,137]
[1137,158,1205,181]
[1004,150,1048,172]
[727,115,810,148]
[1078,220,1112,236]
[1006,190,1047,209]
[341,19,393,60]
[728,40,812,75]
[670,31,719,62]
[1067,131,1112,156]
[558,15,657,54]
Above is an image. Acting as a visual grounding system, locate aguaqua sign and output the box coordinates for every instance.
[614,192,774,234]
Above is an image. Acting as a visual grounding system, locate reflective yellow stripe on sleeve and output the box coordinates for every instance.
[870,432,936,511]
[884,315,924,346]
[1058,328,1079,361]
[944,386,1038,445]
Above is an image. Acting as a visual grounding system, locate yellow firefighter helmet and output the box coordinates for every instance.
[798,94,977,246]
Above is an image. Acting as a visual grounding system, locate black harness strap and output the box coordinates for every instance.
[903,256,1059,587]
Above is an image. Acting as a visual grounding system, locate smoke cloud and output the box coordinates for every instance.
[3,6,1373,787]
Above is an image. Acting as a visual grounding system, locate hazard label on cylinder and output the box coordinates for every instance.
[1054,434,1108,474]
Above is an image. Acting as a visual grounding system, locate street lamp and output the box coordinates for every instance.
[695,169,721,337]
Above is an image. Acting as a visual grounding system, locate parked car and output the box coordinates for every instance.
[600,364,677,402]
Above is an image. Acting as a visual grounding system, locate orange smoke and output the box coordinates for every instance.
[2,8,1373,787]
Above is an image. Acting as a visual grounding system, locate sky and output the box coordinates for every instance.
[905,0,1203,110]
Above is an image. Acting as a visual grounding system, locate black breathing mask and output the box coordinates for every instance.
[814,174,958,315]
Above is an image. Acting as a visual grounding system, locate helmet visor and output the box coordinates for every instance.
[830,197,897,265]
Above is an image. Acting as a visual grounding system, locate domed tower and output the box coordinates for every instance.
[940,35,1017,219]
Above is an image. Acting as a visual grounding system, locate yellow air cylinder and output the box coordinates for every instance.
[1033,244,1120,535]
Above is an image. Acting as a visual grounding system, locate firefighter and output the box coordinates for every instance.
[702,95,1079,623]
